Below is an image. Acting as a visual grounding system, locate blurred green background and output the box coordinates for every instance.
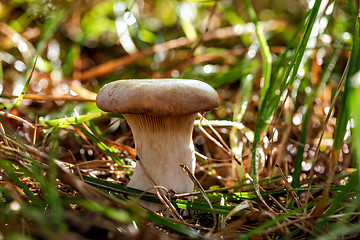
[1,0,360,239]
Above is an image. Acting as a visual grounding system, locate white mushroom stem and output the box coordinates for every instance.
[123,113,197,210]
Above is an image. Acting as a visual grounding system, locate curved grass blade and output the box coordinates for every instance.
[350,72,360,184]
[243,0,272,104]
[251,1,322,191]
[39,112,120,127]
[332,18,360,167]
[83,175,239,215]
[13,56,37,108]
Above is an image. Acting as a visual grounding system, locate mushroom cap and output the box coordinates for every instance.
[96,79,219,116]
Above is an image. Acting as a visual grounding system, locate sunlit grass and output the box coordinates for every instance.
[0,0,360,239]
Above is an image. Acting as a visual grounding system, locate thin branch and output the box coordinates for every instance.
[77,21,285,81]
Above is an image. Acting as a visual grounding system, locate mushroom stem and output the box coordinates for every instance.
[124,113,197,211]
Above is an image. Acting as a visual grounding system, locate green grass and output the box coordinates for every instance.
[1,0,360,239]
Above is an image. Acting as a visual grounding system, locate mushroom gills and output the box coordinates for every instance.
[125,113,197,212]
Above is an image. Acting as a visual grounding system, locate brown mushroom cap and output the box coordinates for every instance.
[96,79,219,116]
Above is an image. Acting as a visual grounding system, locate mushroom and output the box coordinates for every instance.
[96,79,219,211]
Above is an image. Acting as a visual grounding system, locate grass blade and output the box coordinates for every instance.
[40,112,119,127]
[243,0,272,104]
[331,18,360,166]
[13,57,37,108]
[314,172,358,232]
[251,1,322,190]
